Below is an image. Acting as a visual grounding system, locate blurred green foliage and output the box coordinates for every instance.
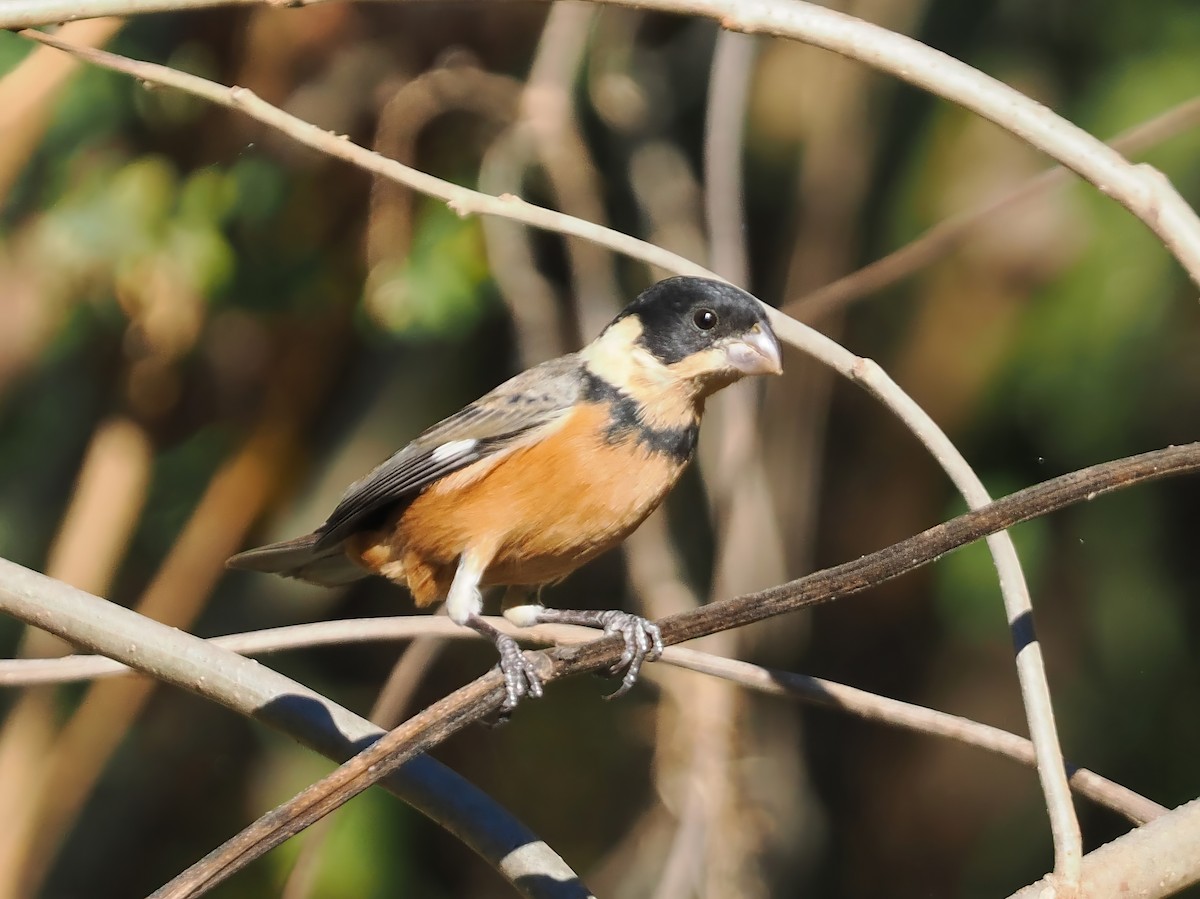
[365,201,492,335]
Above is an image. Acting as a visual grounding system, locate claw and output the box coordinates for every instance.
[596,611,663,700]
[495,632,544,713]
[507,606,661,701]
[466,613,544,717]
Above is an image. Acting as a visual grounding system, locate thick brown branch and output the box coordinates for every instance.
[153,443,1200,897]
[575,443,1200,657]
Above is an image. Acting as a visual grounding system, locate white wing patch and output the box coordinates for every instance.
[431,439,478,463]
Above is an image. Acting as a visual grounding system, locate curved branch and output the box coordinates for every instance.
[136,443,1200,896]
[0,561,591,899]
[604,0,1200,294]
[703,29,757,285]
[661,649,1167,828]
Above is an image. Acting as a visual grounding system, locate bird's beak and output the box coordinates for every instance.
[723,324,783,376]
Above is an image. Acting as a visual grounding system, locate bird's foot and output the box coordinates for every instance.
[525,607,662,700]
[594,610,663,700]
[494,631,544,713]
[466,614,543,719]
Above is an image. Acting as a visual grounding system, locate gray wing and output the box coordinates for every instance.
[315,354,583,547]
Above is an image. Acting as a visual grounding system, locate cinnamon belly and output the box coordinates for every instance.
[354,402,688,605]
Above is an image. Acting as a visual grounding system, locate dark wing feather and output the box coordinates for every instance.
[315,354,583,546]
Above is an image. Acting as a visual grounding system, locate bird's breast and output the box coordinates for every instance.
[396,400,694,587]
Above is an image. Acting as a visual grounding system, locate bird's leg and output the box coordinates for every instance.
[448,555,542,713]
[502,592,663,700]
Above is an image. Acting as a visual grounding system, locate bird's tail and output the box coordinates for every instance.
[226,533,369,587]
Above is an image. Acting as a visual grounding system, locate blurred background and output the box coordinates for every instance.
[1,1,1199,897]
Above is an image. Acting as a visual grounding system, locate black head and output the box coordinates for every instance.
[614,276,782,376]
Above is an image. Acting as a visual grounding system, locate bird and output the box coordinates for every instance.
[227,276,783,712]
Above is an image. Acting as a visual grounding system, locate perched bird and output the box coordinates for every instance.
[227,276,782,711]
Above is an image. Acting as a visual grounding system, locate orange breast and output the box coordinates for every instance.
[360,402,688,605]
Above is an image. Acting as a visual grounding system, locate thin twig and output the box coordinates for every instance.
[366,60,521,291]
[17,27,1080,887]
[135,443,1200,897]
[0,617,1165,826]
[660,649,1167,828]
[670,26,770,898]
[605,0,1200,300]
[478,128,570,362]
[521,0,622,338]
[790,95,1200,319]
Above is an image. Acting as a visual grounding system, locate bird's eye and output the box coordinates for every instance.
[693,308,718,330]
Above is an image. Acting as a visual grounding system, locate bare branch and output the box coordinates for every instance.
[607,0,1200,298]
[660,649,1167,828]
[0,0,240,25]
[0,617,1167,827]
[520,1,622,338]
[0,563,592,899]
[136,442,1200,896]
[687,26,776,898]
[790,95,1200,319]
[703,29,757,285]
[1008,799,1200,899]
[281,623,449,899]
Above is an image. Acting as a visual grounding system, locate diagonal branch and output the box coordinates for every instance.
[789,95,1200,319]
[140,442,1200,897]
[0,564,593,899]
[660,648,1167,828]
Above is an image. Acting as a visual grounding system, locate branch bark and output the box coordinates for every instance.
[1008,799,1200,899]
[0,562,592,899]
[137,442,1200,897]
